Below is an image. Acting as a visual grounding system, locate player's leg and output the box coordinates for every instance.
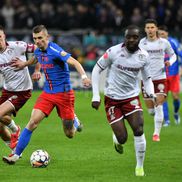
[163,100,170,126]
[2,108,46,164]
[144,99,155,115]
[153,94,165,141]
[0,123,11,147]
[172,92,181,124]
[111,119,127,154]
[170,75,181,124]
[126,111,146,176]
[0,101,19,133]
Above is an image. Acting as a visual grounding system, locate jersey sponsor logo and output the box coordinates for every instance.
[61,51,67,56]
[41,64,54,69]
[147,49,163,54]
[117,65,140,72]
[0,62,12,68]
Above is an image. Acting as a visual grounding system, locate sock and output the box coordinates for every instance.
[163,101,169,122]
[113,133,120,144]
[134,134,146,168]
[173,99,180,113]
[15,128,32,156]
[8,120,18,133]
[73,115,79,129]
[154,105,163,136]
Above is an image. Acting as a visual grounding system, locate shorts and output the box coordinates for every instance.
[104,96,142,125]
[34,90,75,120]
[0,88,32,116]
[166,75,180,93]
[142,79,167,99]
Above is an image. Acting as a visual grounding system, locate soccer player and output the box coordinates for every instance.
[91,25,156,176]
[2,25,91,164]
[139,19,176,142]
[0,25,36,152]
[158,25,181,126]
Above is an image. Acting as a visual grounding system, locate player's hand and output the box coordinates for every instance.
[11,57,26,70]
[82,78,91,88]
[164,61,170,67]
[32,71,42,81]
[92,101,101,110]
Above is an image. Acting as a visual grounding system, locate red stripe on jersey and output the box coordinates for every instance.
[44,68,53,90]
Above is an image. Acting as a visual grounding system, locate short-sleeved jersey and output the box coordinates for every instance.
[165,37,181,76]
[97,43,150,100]
[0,41,34,91]
[139,37,175,80]
[34,42,71,93]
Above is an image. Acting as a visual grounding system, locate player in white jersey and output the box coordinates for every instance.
[139,19,176,142]
[0,25,37,153]
[92,25,156,177]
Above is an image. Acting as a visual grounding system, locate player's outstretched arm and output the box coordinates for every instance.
[91,64,102,110]
[67,56,91,88]
[11,56,38,70]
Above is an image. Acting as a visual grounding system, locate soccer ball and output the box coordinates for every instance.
[30,149,50,168]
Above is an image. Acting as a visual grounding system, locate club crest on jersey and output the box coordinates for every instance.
[138,54,145,61]
[158,83,165,92]
[61,51,67,56]
[130,99,140,109]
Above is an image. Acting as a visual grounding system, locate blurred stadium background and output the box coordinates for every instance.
[1,0,182,90]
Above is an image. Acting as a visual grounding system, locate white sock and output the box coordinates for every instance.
[154,105,163,136]
[7,120,18,133]
[134,134,146,168]
[112,133,120,144]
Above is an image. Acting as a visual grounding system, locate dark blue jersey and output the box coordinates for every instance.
[34,42,72,93]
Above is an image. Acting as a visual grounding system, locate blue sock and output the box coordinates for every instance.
[15,128,32,156]
[163,101,169,122]
[173,99,180,113]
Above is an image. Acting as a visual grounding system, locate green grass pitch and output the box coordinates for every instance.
[0,91,182,182]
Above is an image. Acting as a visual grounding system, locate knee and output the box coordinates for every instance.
[27,120,39,130]
[115,134,127,144]
[133,122,144,136]
[148,108,155,116]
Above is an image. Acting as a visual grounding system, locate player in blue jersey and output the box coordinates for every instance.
[2,25,91,164]
[158,25,182,126]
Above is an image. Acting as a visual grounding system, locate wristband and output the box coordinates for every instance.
[81,74,87,80]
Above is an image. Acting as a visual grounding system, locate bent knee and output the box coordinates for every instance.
[116,134,127,144]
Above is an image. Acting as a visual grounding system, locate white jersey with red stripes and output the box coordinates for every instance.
[0,41,34,91]
[139,37,175,80]
[97,43,150,100]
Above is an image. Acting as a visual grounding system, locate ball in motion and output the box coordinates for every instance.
[30,149,50,168]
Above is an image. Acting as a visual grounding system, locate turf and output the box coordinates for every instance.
[0,91,182,182]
